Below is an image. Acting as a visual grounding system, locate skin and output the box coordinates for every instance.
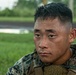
[34,17,75,65]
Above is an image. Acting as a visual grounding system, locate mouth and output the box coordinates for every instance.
[39,52,52,57]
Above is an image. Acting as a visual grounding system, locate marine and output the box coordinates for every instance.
[6,2,76,75]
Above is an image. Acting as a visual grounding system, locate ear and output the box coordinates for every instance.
[69,28,76,43]
[73,28,76,39]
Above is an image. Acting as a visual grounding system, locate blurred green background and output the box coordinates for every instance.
[0,0,76,75]
[0,0,76,22]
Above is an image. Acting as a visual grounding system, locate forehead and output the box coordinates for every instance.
[34,18,66,32]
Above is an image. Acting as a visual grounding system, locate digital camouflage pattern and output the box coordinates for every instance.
[6,44,76,75]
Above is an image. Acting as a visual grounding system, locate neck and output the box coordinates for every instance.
[53,48,72,65]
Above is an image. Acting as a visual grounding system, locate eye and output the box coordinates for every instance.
[48,34,56,38]
[34,33,41,38]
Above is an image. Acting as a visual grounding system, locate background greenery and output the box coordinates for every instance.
[0,17,34,22]
[0,0,76,22]
[0,0,76,75]
[0,33,35,75]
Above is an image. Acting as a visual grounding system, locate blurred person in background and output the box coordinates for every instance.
[6,2,76,75]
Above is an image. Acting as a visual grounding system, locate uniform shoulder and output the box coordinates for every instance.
[15,52,34,66]
[6,52,35,75]
[68,44,76,70]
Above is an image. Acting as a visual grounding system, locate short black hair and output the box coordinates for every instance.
[34,3,73,24]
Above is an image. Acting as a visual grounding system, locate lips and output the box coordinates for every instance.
[40,53,48,56]
[39,52,52,56]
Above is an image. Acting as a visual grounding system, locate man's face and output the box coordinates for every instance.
[34,18,73,64]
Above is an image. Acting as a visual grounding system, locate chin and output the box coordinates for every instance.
[41,59,53,64]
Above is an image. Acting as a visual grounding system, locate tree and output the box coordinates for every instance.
[68,0,74,15]
[15,0,35,9]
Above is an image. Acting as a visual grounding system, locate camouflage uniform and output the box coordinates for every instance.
[6,44,76,75]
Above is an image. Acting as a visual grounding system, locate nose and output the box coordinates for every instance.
[39,37,48,49]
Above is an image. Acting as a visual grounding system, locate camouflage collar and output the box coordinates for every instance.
[62,45,76,69]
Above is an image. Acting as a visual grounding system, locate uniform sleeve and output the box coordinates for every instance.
[6,66,19,75]
[6,53,34,75]
[6,57,24,75]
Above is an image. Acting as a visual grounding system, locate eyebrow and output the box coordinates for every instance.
[46,29,56,33]
[34,29,40,32]
[34,29,56,33]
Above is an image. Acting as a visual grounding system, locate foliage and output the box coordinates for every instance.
[0,0,76,18]
[0,8,13,17]
[74,0,76,17]
[0,8,35,17]
[0,17,34,22]
[16,0,35,9]
[0,33,34,43]
[13,8,35,17]
[0,0,36,17]
[0,33,35,75]
[51,0,68,3]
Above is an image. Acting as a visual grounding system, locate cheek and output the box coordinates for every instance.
[33,37,39,47]
[49,38,68,56]
[54,49,64,56]
[51,39,69,58]
[51,46,66,60]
